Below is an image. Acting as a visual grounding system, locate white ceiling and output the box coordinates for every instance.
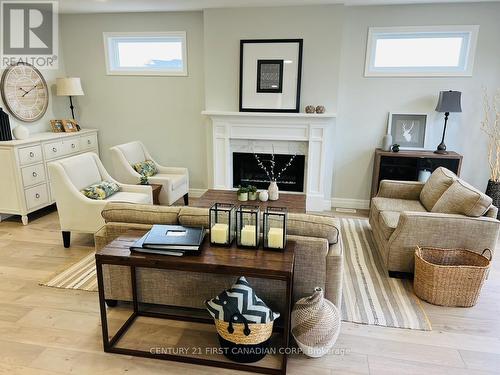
[59,0,500,14]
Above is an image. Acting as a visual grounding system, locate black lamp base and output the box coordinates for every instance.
[434,142,448,155]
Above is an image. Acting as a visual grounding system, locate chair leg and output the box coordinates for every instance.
[183,193,189,205]
[62,231,71,248]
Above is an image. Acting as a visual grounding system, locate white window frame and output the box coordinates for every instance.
[364,25,479,77]
[103,31,188,76]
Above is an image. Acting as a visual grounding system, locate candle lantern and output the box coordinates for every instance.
[236,205,260,249]
[263,207,288,250]
[209,203,236,246]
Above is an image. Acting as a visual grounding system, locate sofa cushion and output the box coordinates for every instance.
[378,211,400,240]
[179,206,209,227]
[288,213,340,245]
[102,202,180,224]
[432,180,493,217]
[371,197,427,221]
[81,180,120,200]
[420,167,457,211]
[105,192,151,204]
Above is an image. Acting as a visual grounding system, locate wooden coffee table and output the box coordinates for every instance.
[95,230,295,375]
[195,189,306,213]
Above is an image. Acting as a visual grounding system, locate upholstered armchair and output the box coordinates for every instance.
[110,141,189,206]
[370,167,499,275]
[48,152,152,248]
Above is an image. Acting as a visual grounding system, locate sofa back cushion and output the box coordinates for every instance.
[60,153,102,191]
[102,202,180,224]
[179,207,209,227]
[420,167,457,211]
[431,179,493,217]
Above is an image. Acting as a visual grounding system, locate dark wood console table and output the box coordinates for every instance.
[371,148,463,198]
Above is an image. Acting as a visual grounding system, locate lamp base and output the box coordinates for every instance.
[434,149,449,155]
[434,142,448,155]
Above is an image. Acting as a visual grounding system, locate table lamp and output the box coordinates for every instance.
[56,77,84,120]
[434,90,462,154]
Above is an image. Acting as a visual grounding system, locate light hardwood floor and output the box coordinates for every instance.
[0,206,499,375]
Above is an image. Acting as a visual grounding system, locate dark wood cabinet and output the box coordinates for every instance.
[371,148,463,198]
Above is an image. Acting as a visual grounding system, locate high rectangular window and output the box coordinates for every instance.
[103,32,187,76]
[365,26,479,77]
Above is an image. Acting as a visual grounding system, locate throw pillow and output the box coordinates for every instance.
[133,160,157,177]
[81,181,120,200]
[432,179,493,217]
[205,276,280,324]
[420,167,457,211]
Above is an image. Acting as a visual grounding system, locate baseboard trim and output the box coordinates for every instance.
[331,197,370,210]
[189,188,207,198]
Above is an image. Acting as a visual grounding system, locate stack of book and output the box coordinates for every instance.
[130,225,205,256]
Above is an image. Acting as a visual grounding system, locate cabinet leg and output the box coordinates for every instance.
[21,215,28,225]
[62,231,71,248]
[183,193,189,205]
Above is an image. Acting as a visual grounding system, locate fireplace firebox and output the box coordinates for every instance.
[232,152,305,192]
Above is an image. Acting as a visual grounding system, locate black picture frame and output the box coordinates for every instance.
[256,59,283,93]
[239,39,303,113]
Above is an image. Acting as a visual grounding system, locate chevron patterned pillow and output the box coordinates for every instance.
[205,276,280,324]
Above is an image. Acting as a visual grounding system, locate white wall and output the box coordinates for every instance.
[334,3,500,203]
[60,12,207,189]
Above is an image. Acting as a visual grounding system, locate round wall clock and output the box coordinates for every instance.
[1,62,49,122]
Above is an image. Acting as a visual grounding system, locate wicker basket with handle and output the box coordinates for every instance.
[414,246,492,307]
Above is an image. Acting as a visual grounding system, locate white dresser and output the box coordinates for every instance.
[0,129,99,225]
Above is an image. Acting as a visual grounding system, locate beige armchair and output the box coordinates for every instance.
[110,141,189,206]
[370,167,499,275]
[48,152,152,248]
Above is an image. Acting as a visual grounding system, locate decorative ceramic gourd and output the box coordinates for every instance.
[291,287,341,358]
[259,190,269,202]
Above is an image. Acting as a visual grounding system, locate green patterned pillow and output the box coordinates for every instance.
[133,160,157,177]
[81,181,120,200]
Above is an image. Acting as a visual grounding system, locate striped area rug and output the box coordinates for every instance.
[41,252,98,291]
[341,218,431,331]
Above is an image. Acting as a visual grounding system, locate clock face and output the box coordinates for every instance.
[1,62,49,122]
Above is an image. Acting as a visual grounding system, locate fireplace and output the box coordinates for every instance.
[232,152,305,192]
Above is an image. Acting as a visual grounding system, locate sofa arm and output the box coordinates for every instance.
[325,232,344,310]
[377,180,425,200]
[94,222,153,251]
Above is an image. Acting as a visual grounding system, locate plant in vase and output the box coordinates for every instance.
[481,87,500,219]
[237,186,249,201]
[248,185,258,200]
[254,147,297,201]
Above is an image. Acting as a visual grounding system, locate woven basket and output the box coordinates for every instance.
[414,246,491,307]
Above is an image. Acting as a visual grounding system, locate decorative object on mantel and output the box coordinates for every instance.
[382,133,392,151]
[259,190,269,202]
[209,203,236,246]
[56,77,84,120]
[315,105,326,114]
[387,112,428,150]
[263,206,287,250]
[0,62,49,122]
[291,287,341,358]
[268,181,279,201]
[391,144,400,152]
[435,90,462,154]
[0,108,12,141]
[305,105,315,113]
[247,185,258,200]
[12,125,30,140]
[239,39,303,112]
[236,205,260,249]
[237,186,248,201]
[480,88,500,219]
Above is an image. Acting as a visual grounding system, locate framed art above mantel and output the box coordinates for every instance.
[239,39,303,113]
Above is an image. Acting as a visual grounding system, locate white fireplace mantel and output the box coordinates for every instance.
[203,110,336,212]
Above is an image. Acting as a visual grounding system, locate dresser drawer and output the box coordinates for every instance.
[63,138,80,154]
[21,163,46,187]
[80,133,98,150]
[25,184,49,210]
[43,141,65,160]
[18,145,43,165]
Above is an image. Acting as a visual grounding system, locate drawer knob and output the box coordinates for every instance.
[52,147,57,152]
[87,140,91,145]
[35,193,40,199]
[71,143,76,149]
[32,172,37,177]
[29,152,34,157]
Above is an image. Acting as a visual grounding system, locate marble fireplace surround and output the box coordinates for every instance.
[203,111,336,212]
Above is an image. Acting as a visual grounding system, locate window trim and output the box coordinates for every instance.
[103,31,188,76]
[364,25,479,77]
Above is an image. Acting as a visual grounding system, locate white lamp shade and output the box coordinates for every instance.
[56,77,84,96]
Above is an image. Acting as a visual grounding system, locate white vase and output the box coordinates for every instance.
[13,125,30,140]
[237,192,248,202]
[382,134,392,151]
[259,191,269,202]
[268,181,279,201]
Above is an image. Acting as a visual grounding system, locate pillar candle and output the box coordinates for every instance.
[268,227,284,248]
[211,223,229,244]
[241,225,257,246]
